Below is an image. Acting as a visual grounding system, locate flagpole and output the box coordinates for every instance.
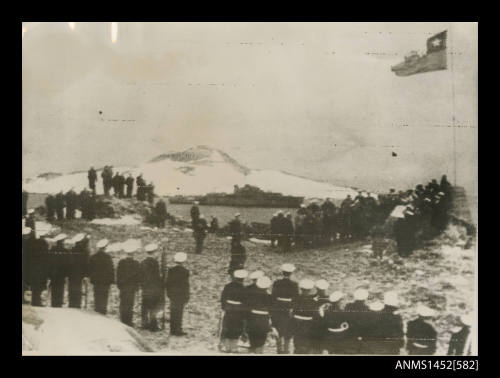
[449,24,457,186]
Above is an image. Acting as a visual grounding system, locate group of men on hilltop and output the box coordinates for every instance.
[22,228,190,336]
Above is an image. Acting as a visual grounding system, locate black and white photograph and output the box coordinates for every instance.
[21,22,478,356]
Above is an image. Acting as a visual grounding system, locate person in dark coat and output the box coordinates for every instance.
[280,213,294,253]
[140,243,163,331]
[321,198,337,243]
[166,252,190,336]
[136,174,146,200]
[376,291,405,355]
[343,288,371,354]
[394,209,416,257]
[271,263,299,354]
[448,314,473,355]
[406,305,438,355]
[228,213,243,246]
[125,174,134,198]
[275,211,285,249]
[88,239,115,314]
[29,230,51,306]
[270,213,279,247]
[22,190,28,217]
[88,167,98,194]
[193,215,208,254]
[311,279,330,353]
[65,189,78,220]
[339,195,354,240]
[67,233,90,308]
[245,276,273,353]
[112,172,121,197]
[45,194,56,221]
[154,199,168,228]
[228,240,246,276]
[209,215,219,233]
[117,174,126,198]
[362,301,388,354]
[54,191,66,220]
[220,269,249,353]
[101,166,113,196]
[116,243,141,326]
[292,279,320,354]
[146,182,155,203]
[25,209,36,232]
[190,201,200,229]
[49,234,71,308]
[322,291,351,354]
[22,227,35,303]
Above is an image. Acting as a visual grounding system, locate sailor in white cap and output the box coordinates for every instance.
[322,291,350,354]
[228,233,247,276]
[88,238,115,314]
[448,313,474,355]
[22,225,36,303]
[271,263,299,354]
[406,305,438,355]
[248,270,265,288]
[67,233,90,309]
[343,288,371,354]
[166,252,190,336]
[22,227,32,237]
[140,243,163,331]
[228,212,243,247]
[220,269,249,352]
[246,276,273,353]
[291,279,318,354]
[314,279,330,305]
[193,213,208,254]
[46,233,70,308]
[116,242,141,326]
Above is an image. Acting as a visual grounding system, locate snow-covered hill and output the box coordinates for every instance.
[23,146,358,200]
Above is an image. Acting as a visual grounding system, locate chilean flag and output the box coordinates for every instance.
[391,31,447,76]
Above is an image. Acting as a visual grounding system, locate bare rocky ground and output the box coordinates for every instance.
[30,199,476,355]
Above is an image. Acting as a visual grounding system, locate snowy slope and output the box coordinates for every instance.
[23,146,358,199]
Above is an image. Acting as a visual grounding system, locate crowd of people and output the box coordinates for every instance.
[266,175,456,257]
[22,172,474,354]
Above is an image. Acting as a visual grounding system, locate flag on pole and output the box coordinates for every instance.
[391,31,447,76]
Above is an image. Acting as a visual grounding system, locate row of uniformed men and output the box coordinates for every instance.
[22,227,190,335]
[220,263,473,355]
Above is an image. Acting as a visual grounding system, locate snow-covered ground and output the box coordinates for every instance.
[23,146,358,200]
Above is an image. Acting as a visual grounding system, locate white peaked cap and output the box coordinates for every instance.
[123,243,137,253]
[281,263,296,273]
[384,291,399,307]
[256,276,272,289]
[315,279,330,290]
[369,302,385,311]
[37,229,49,237]
[73,233,86,243]
[193,201,199,205]
[460,314,473,327]
[354,288,369,301]
[174,252,187,263]
[28,209,35,214]
[145,243,159,253]
[64,238,75,247]
[97,239,109,249]
[417,305,436,317]
[199,214,205,219]
[299,279,315,290]
[234,269,248,279]
[22,227,32,235]
[234,213,241,217]
[300,204,306,208]
[250,270,265,280]
[54,233,68,242]
[329,291,345,302]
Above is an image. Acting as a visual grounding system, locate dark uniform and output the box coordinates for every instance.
[45,195,56,221]
[292,292,320,354]
[228,217,242,246]
[270,215,278,247]
[25,214,36,233]
[154,200,168,228]
[125,176,134,198]
[245,285,273,352]
[193,217,208,254]
[190,204,200,229]
[280,216,294,253]
[373,305,405,355]
[22,191,28,217]
[88,168,98,194]
[30,237,50,306]
[22,233,36,302]
[54,192,66,220]
[67,238,89,308]
[136,175,146,200]
[311,289,330,353]
[228,242,246,276]
[447,325,471,356]
[271,277,299,353]
[221,280,248,349]
[65,189,77,220]
[88,249,115,314]
[406,317,438,355]
[394,214,416,257]
[140,256,163,330]
[48,240,68,308]
[117,256,141,326]
[166,264,190,335]
[343,300,371,354]
[118,174,125,198]
[209,216,219,233]
[322,302,351,354]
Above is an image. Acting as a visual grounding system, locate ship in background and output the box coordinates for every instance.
[391,30,447,76]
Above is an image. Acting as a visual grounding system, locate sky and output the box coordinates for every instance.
[22,22,477,198]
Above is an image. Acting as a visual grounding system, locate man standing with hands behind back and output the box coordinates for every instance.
[166,252,190,336]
